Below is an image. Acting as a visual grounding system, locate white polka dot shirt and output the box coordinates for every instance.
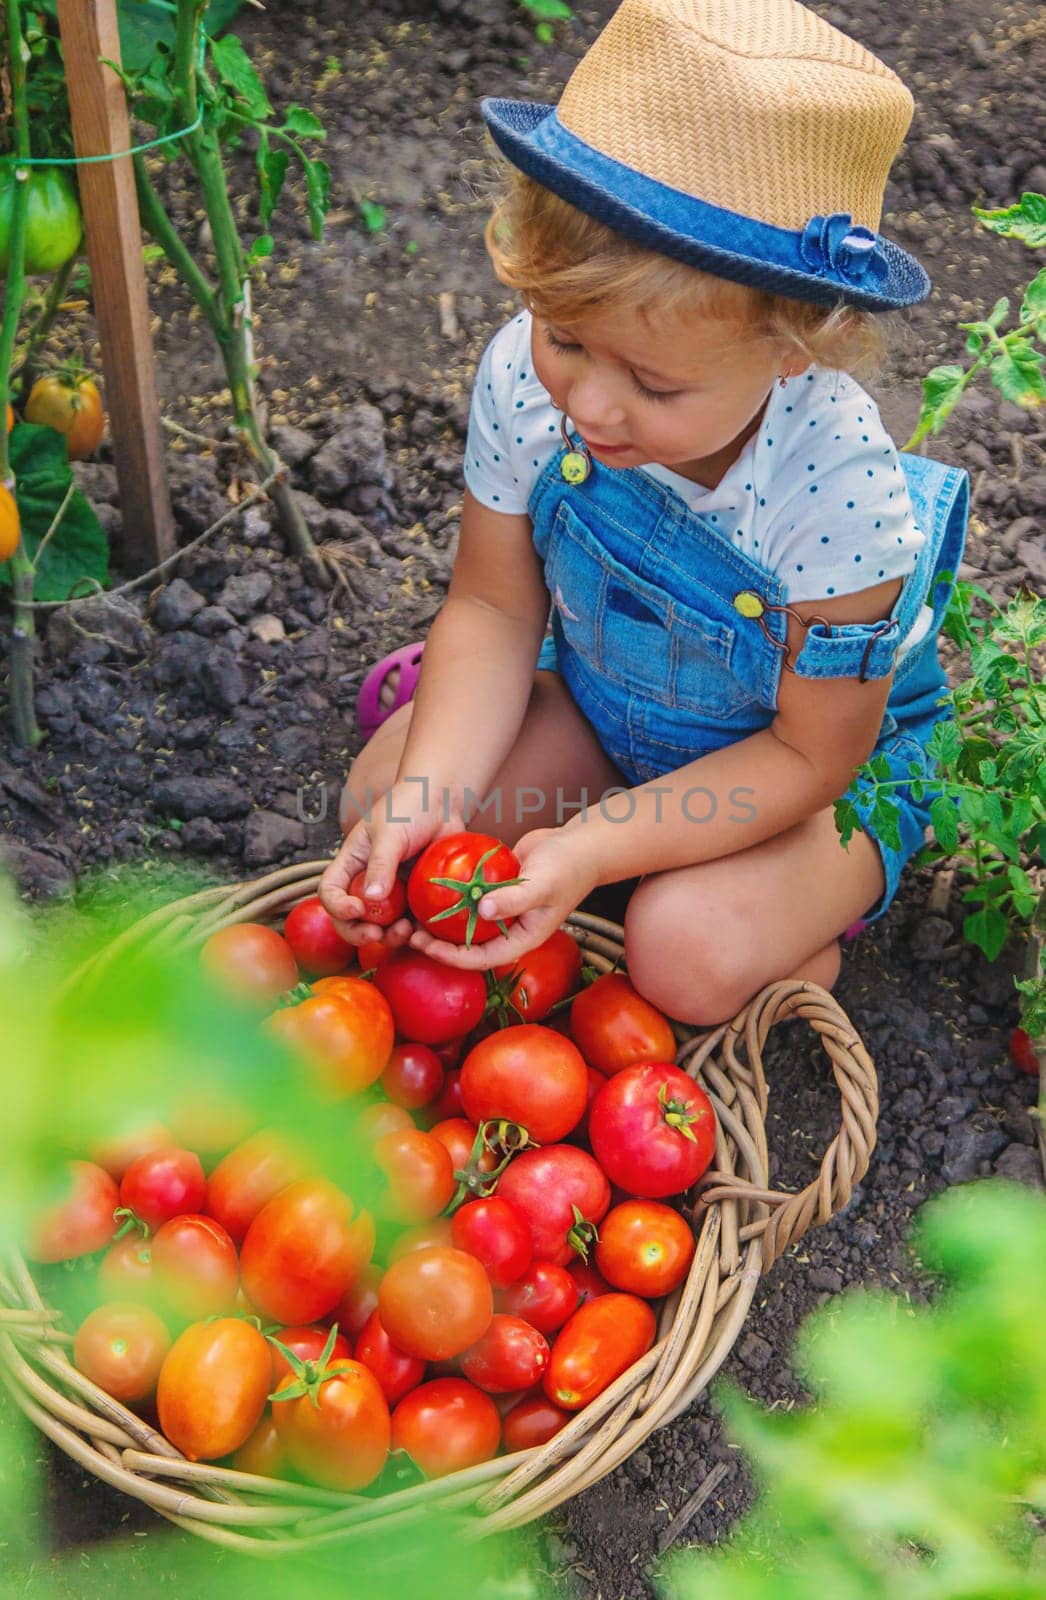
[464,312,929,650]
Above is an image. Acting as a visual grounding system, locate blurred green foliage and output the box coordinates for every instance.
[661,1180,1046,1599]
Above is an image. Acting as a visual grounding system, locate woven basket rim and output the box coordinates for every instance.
[2,863,879,1550]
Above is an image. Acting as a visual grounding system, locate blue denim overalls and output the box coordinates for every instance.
[531,439,969,919]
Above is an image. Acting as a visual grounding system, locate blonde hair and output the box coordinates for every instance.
[485,166,892,381]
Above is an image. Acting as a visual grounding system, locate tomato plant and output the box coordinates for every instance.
[378,1245,493,1361]
[272,1344,391,1492]
[283,895,356,976]
[204,1130,305,1245]
[240,1178,364,1324]
[461,1314,550,1394]
[588,1062,717,1197]
[407,832,524,947]
[25,372,104,460]
[570,973,676,1075]
[157,1317,271,1461]
[460,1024,588,1144]
[119,1148,207,1231]
[0,168,82,274]
[391,1377,501,1478]
[374,949,487,1044]
[200,923,299,1008]
[594,1200,695,1297]
[489,929,583,1023]
[73,1302,171,1403]
[354,1310,426,1406]
[544,1294,656,1411]
[451,1196,533,1288]
[497,1145,611,1265]
[151,1214,239,1320]
[27,1160,118,1263]
[381,1042,445,1109]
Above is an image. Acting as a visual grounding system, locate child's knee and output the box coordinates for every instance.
[623,876,756,1026]
[339,705,412,832]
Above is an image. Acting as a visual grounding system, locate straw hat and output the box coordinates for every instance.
[482,0,929,310]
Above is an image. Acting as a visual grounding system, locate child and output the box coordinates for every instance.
[319,0,968,1026]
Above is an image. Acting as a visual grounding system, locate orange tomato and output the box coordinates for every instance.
[569,973,676,1075]
[231,1413,286,1479]
[5,401,12,432]
[0,482,20,562]
[374,1128,455,1223]
[156,1318,271,1461]
[25,373,105,460]
[200,923,298,1008]
[273,1359,390,1491]
[268,981,394,1097]
[594,1200,695,1298]
[74,1303,171,1404]
[544,1294,656,1411]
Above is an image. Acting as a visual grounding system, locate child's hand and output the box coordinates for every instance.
[408,826,598,971]
[319,782,464,948]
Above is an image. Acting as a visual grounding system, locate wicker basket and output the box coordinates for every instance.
[0,861,879,1553]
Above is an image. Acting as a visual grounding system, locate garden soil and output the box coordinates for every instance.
[1,0,1044,1594]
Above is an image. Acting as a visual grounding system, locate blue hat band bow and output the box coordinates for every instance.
[799,214,890,286]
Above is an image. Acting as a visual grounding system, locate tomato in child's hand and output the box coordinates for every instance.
[284,895,357,976]
[569,973,676,1075]
[407,832,523,947]
[349,871,408,928]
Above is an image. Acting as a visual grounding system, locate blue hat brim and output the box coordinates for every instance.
[482,98,930,312]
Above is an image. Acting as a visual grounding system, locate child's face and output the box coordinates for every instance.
[530,303,804,486]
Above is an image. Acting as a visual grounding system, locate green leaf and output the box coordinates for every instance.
[358,196,386,234]
[210,34,271,120]
[248,233,274,261]
[987,294,1011,328]
[929,795,960,853]
[1021,265,1046,325]
[118,0,245,74]
[1,425,108,603]
[284,105,326,140]
[304,158,331,240]
[519,0,575,17]
[833,796,861,848]
[973,191,1046,248]
[963,905,1010,962]
[990,336,1046,407]
[869,794,902,853]
[912,362,966,438]
[256,134,289,228]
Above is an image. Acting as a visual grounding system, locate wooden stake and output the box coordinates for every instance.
[56,0,175,571]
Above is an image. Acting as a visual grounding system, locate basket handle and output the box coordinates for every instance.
[694,981,879,1270]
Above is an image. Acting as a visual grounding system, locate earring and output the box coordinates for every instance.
[778,375,789,388]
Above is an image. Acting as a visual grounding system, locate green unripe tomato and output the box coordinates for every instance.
[0,168,83,275]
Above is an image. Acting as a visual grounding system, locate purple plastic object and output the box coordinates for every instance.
[356,640,425,739]
[843,918,868,942]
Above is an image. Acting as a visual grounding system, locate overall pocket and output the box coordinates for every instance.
[545,497,755,721]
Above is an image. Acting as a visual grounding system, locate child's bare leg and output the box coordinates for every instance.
[623,808,884,1026]
[339,670,627,846]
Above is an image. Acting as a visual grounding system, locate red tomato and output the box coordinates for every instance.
[1009,1026,1041,1076]
[89,1124,175,1181]
[157,1318,271,1461]
[461,1315,549,1394]
[426,1067,465,1123]
[378,1246,493,1361]
[573,1066,608,1144]
[460,1025,589,1145]
[28,1161,118,1263]
[267,982,394,1097]
[499,1261,579,1334]
[568,1259,612,1306]
[357,938,390,970]
[284,895,357,976]
[273,1359,390,1490]
[432,1037,466,1072]
[544,1294,656,1411]
[381,1042,445,1109]
[151,1215,239,1320]
[569,974,676,1075]
[428,1117,496,1176]
[496,1146,611,1265]
[119,1148,206,1231]
[205,1131,304,1245]
[407,831,523,947]
[502,1394,571,1453]
[241,1179,363,1324]
[491,930,583,1023]
[391,1377,500,1477]
[589,1063,717,1198]
[357,1100,416,1141]
[355,1310,426,1405]
[98,1235,155,1301]
[199,923,298,1007]
[328,1263,382,1338]
[348,870,408,928]
[386,1217,455,1262]
[451,1197,532,1288]
[268,1324,353,1387]
[374,1129,455,1223]
[374,949,487,1045]
[231,1414,285,1478]
[73,1303,171,1403]
[595,1201,695,1297]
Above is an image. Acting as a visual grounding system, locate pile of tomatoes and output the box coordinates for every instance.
[26,833,718,1493]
